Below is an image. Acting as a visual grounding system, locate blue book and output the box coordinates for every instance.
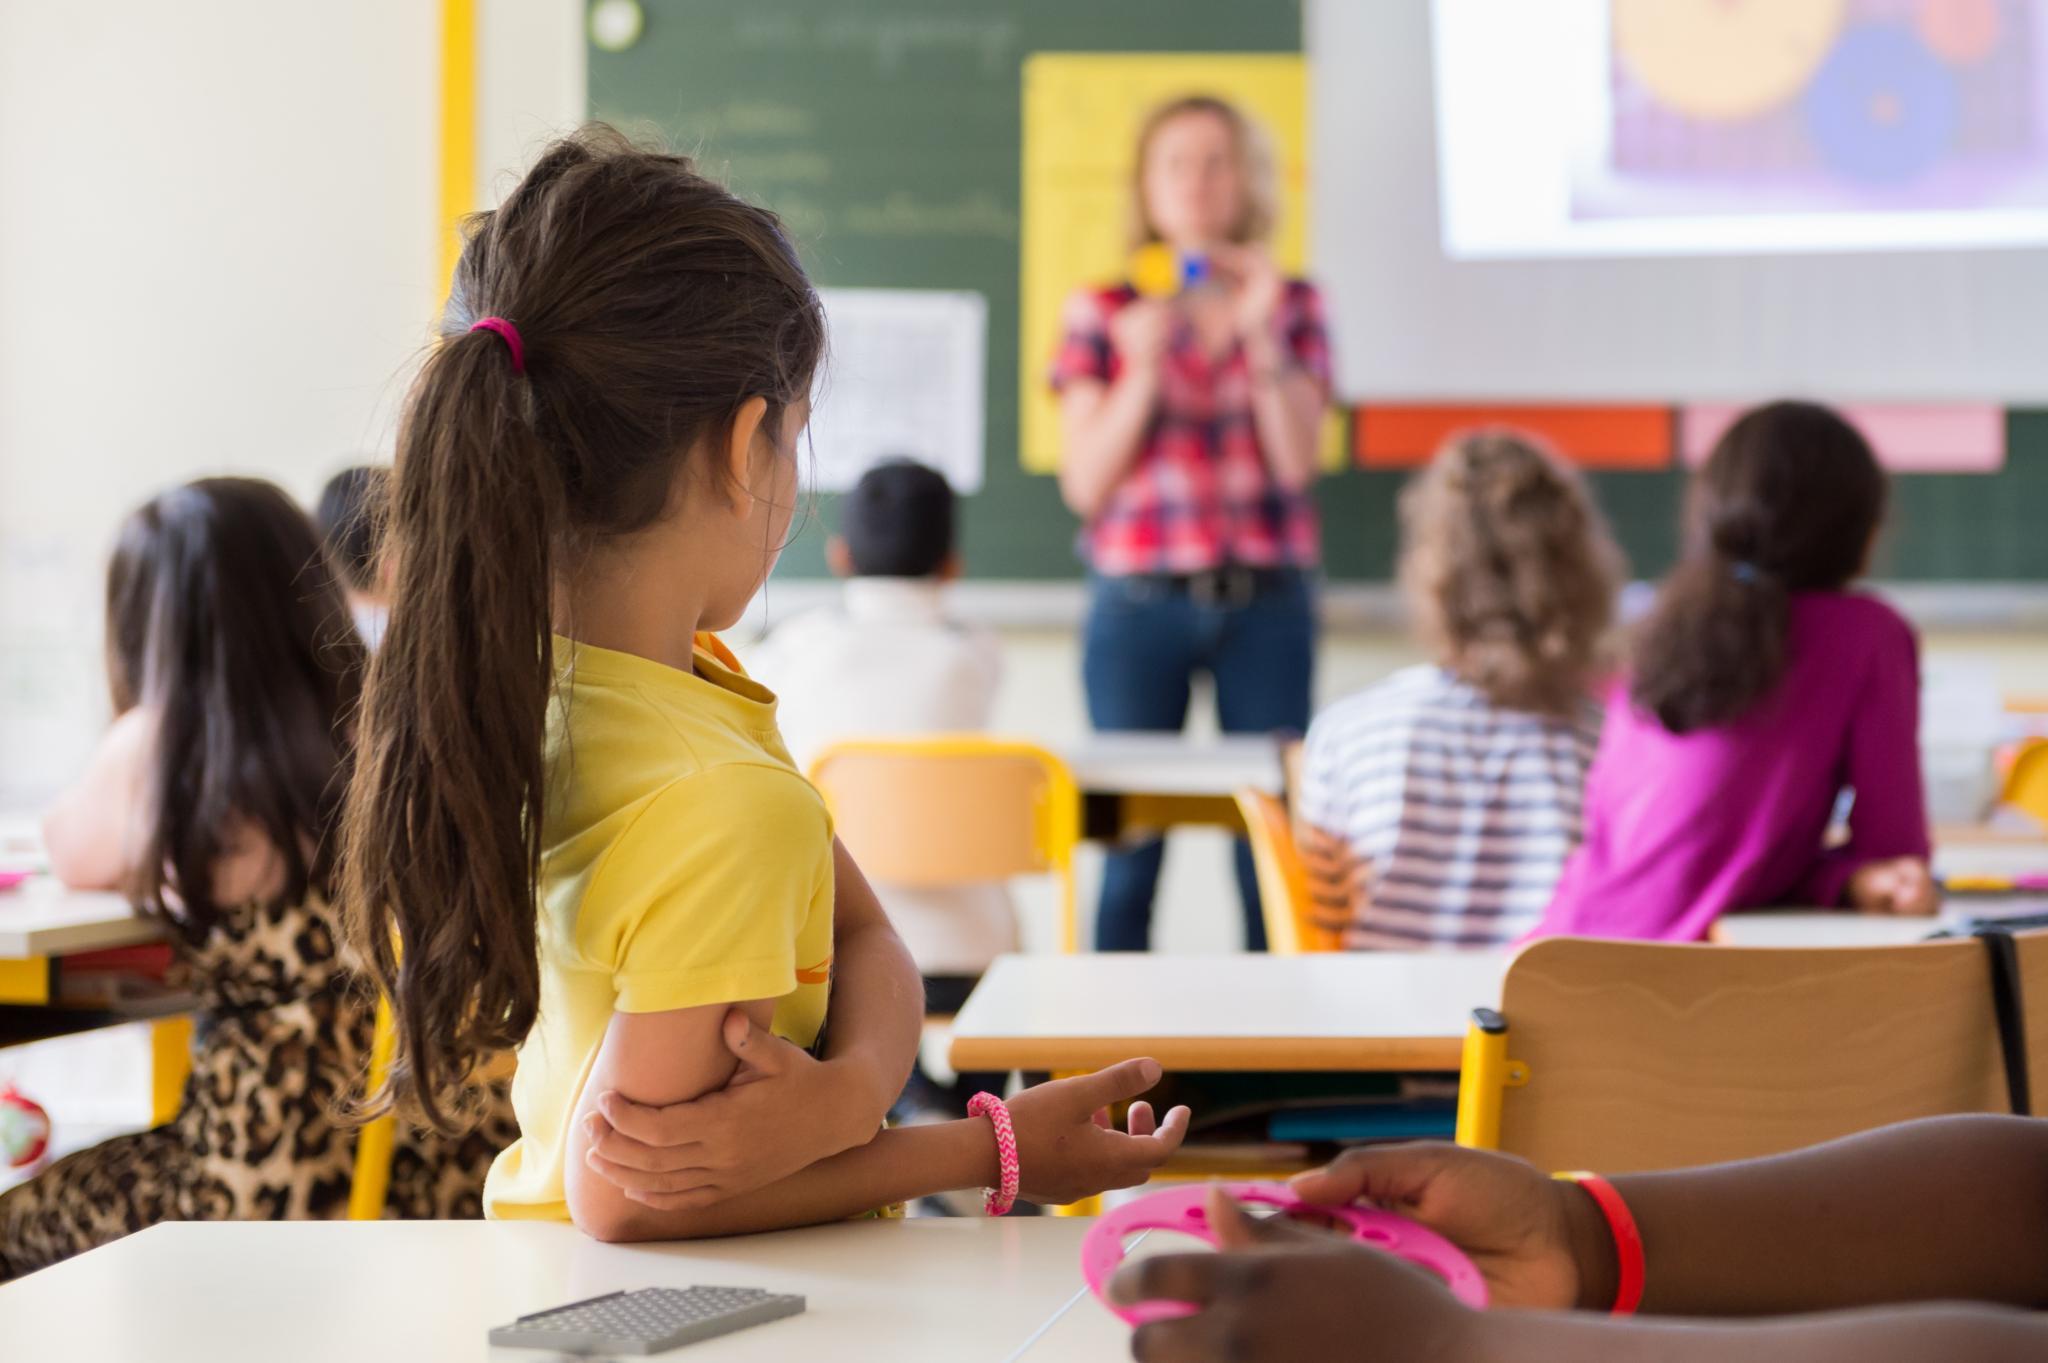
[1268,1106,1457,1143]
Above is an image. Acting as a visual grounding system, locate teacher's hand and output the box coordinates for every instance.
[1214,243,1284,343]
[580,1007,865,1211]
[1110,299,1175,374]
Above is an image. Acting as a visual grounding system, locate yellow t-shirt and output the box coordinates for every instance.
[484,634,835,1220]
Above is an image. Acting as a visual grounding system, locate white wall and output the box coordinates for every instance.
[0,0,584,808]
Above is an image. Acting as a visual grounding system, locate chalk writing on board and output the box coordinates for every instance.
[807,288,987,495]
[729,12,1020,76]
[844,191,1016,240]
[665,100,817,142]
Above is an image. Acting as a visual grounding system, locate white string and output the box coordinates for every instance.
[998,1229,1149,1362]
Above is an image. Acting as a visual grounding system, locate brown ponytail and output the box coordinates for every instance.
[1631,401,1886,734]
[341,127,825,1129]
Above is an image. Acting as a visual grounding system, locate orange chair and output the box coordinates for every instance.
[1235,788,1342,955]
[1998,738,2048,831]
[808,738,1083,953]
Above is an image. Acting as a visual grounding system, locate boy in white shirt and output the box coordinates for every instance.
[749,461,1013,1005]
[313,465,392,649]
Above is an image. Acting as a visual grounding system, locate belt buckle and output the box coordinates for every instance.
[1192,566,1257,610]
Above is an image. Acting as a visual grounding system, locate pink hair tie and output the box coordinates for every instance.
[967,1091,1020,1216]
[469,316,525,375]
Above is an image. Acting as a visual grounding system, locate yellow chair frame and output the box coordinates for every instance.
[347,998,399,1220]
[1234,788,1340,956]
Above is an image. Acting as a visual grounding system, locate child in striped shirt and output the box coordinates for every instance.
[1297,431,1623,948]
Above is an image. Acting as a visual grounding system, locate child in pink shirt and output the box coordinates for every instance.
[1538,401,1935,942]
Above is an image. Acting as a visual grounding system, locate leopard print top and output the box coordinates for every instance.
[0,891,517,1280]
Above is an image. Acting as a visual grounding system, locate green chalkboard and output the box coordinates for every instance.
[590,3,2048,584]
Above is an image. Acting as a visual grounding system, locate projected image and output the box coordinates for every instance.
[1431,0,2048,257]
[1583,0,2047,221]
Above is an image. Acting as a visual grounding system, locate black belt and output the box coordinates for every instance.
[1127,566,1298,609]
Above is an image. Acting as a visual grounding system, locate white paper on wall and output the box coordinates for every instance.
[807,288,987,495]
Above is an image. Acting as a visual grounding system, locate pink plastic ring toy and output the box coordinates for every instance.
[1082,1181,1489,1326]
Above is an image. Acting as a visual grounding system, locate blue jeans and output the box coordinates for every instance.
[1082,569,1317,952]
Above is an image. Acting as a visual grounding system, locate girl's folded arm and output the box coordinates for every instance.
[563,999,765,1241]
[564,996,1002,1244]
[571,1012,1187,1243]
[582,1116,999,1244]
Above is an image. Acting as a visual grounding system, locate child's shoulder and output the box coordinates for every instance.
[598,761,828,887]
[1793,589,1917,654]
[1310,665,1465,740]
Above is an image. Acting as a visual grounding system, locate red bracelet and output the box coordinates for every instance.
[967,1092,1020,1217]
[1556,1172,1644,1315]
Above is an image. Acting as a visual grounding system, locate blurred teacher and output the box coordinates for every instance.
[1050,94,1332,952]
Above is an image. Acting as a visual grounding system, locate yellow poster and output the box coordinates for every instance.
[1020,52,1334,476]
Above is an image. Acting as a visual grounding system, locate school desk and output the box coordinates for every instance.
[1062,733,1284,841]
[1711,898,2048,949]
[948,951,1507,1074]
[0,878,187,1124]
[0,882,162,971]
[0,1217,1136,1362]
[1933,827,2048,883]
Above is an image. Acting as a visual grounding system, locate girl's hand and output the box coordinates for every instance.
[582,1008,870,1211]
[1109,300,1176,375]
[1112,1185,1485,1362]
[1288,1142,1591,1310]
[1847,857,1939,916]
[1005,1058,1192,1205]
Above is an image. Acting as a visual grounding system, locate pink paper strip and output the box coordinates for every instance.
[1679,404,2006,473]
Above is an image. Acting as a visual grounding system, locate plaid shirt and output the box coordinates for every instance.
[1049,278,1331,576]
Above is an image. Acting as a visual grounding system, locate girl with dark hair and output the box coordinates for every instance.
[342,128,1187,1241]
[1537,401,1935,942]
[0,478,513,1282]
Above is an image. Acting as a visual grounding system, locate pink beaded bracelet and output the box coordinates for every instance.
[966,1091,1020,1216]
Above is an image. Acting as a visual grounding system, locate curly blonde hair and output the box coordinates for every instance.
[1398,430,1625,716]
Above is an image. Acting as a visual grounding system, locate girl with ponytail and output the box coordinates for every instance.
[1538,401,1935,942]
[342,128,1188,1241]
